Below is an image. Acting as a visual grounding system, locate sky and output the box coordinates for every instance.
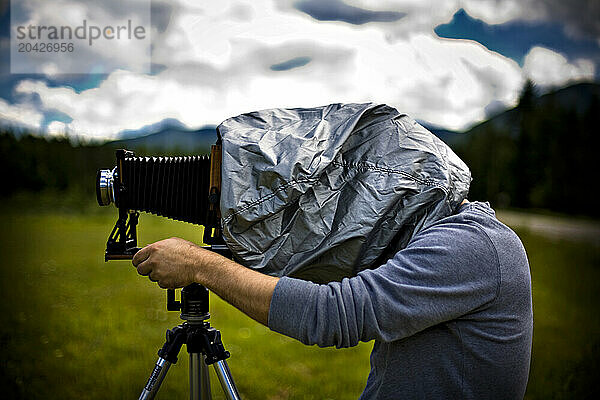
[0,0,599,140]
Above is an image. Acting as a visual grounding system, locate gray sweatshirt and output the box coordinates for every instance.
[268,201,533,399]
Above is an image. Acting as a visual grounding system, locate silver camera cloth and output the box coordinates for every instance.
[218,103,471,283]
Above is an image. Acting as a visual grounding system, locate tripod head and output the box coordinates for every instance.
[166,283,218,323]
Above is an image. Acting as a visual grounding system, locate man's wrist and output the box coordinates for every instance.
[187,244,279,326]
[192,247,225,287]
[192,246,209,285]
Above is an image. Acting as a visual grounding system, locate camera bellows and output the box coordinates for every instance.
[121,155,211,225]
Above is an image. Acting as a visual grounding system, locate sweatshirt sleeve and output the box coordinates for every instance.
[267,220,501,348]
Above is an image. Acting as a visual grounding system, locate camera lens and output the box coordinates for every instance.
[96,168,115,206]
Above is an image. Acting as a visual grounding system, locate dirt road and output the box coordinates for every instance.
[496,210,600,246]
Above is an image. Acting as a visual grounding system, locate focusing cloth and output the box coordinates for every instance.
[217,103,471,283]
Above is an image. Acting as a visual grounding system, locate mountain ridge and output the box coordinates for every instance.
[109,82,600,153]
[107,125,217,153]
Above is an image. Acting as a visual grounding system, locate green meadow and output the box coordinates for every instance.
[0,206,598,399]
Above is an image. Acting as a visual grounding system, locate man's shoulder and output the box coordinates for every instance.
[452,201,527,261]
[411,201,503,253]
[426,201,518,245]
[407,201,526,274]
[415,201,529,282]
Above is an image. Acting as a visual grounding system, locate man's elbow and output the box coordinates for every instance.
[301,325,360,349]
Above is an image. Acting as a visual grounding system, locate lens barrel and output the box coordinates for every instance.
[96,168,115,206]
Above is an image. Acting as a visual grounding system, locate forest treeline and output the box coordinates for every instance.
[0,133,114,199]
[1,81,599,216]
[0,131,211,202]
[452,81,600,217]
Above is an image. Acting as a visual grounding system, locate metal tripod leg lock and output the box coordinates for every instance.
[184,324,230,365]
[157,323,230,366]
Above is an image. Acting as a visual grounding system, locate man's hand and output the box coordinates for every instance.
[132,237,207,289]
[131,237,279,326]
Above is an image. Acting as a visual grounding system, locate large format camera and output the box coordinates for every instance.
[97,143,242,399]
[96,143,224,261]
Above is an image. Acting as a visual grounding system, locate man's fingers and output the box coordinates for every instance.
[132,245,152,267]
[137,262,151,276]
[158,281,170,289]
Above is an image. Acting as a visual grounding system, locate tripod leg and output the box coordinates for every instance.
[139,357,172,400]
[190,353,212,400]
[140,325,187,400]
[213,360,241,400]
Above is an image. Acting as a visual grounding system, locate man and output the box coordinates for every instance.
[132,199,533,399]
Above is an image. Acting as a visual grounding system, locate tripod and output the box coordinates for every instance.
[139,283,241,400]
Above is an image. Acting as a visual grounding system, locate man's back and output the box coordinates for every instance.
[269,201,533,399]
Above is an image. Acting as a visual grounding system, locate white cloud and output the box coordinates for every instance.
[461,0,600,40]
[5,0,558,139]
[12,0,151,74]
[460,0,547,25]
[523,46,595,87]
[15,73,194,140]
[47,120,68,137]
[276,0,549,38]
[275,0,460,40]
[0,98,44,130]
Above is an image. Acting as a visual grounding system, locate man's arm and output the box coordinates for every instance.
[269,220,501,348]
[133,218,500,349]
[132,237,279,325]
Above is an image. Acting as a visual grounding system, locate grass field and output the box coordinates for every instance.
[0,206,599,399]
